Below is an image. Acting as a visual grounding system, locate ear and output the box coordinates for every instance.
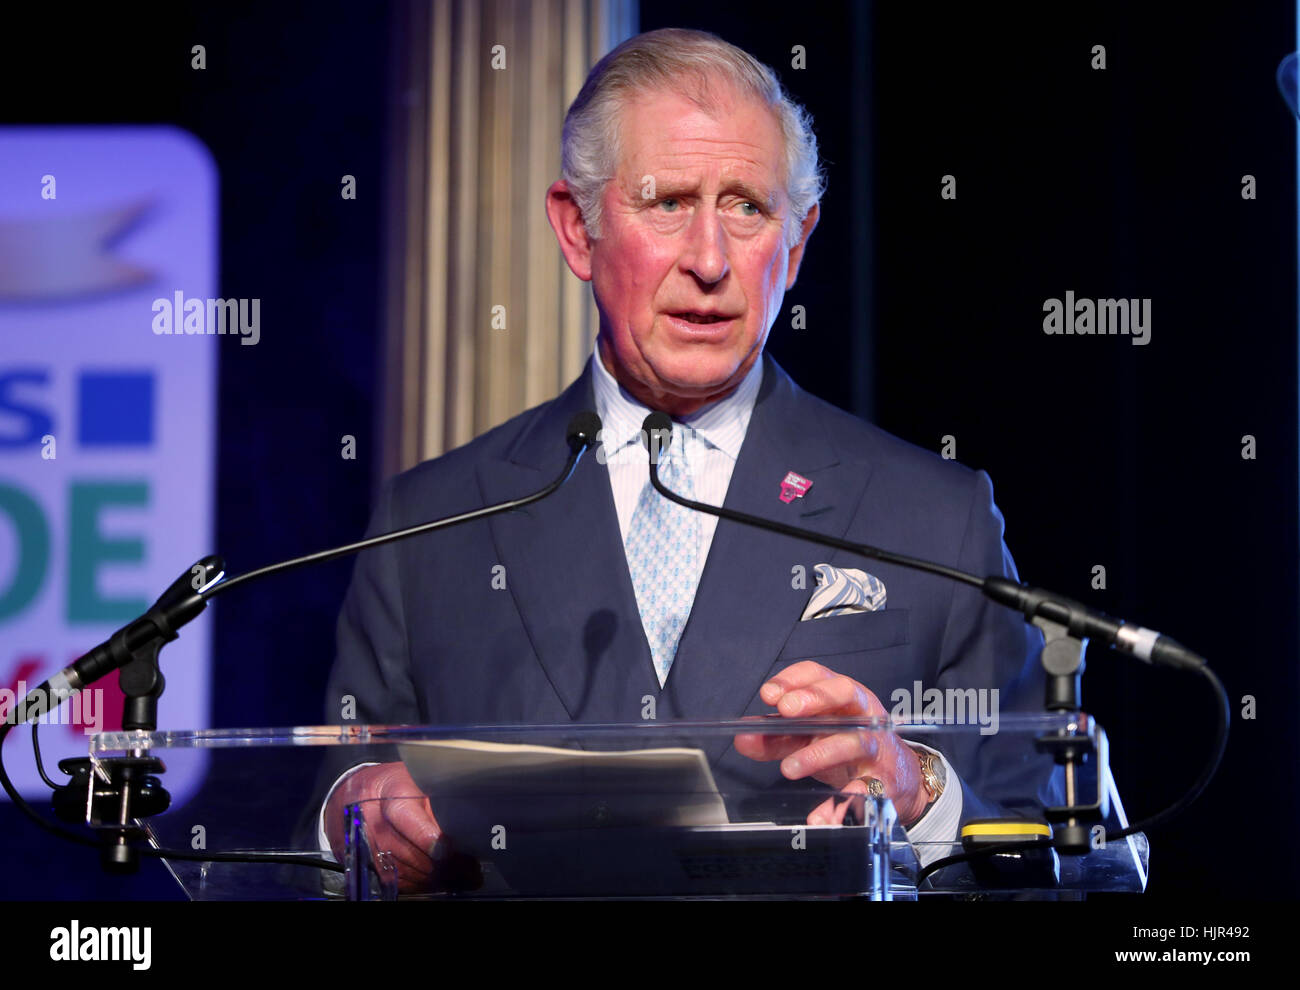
[546,179,594,282]
[784,202,820,290]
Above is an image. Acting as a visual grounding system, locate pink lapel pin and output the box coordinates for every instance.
[779,471,813,503]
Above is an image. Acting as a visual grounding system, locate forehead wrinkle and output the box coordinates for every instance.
[633,136,775,169]
[628,147,784,194]
[616,89,788,192]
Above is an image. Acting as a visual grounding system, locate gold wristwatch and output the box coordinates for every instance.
[913,748,946,803]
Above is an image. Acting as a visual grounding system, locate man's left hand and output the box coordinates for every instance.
[733,659,930,827]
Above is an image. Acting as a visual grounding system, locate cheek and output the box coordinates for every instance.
[597,231,675,309]
[737,243,790,322]
[764,243,790,292]
[628,227,679,278]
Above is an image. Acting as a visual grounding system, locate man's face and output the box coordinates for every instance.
[571,84,817,414]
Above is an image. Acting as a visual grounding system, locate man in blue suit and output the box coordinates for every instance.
[321,28,1061,887]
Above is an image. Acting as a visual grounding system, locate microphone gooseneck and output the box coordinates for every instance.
[640,412,1204,671]
[640,411,1226,873]
[0,412,604,875]
[210,410,604,601]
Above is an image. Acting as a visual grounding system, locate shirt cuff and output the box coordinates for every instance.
[899,742,962,869]
[316,762,380,856]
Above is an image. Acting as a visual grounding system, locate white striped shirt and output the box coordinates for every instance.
[589,348,763,554]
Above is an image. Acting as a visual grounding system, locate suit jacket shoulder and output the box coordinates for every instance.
[384,373,594,526]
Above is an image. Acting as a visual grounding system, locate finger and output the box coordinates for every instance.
[375,802,438,878]
[382,807,438,871]
[386,796,442,854]
[373,831,434,883]
[775,676,886,719]
[371,823,435,881]
[780,728,883,781]
[829,779,870,825]
[807,778,869,826]
[733,730,814,762]
[759,660,832,705]
[806,794,838,826]
[377,845,434,891]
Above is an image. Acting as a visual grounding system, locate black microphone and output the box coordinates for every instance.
[640,411,1205,673]
[210,409,602,600]
[2,411,604,729]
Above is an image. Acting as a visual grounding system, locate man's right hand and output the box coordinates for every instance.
[324,761,441,892]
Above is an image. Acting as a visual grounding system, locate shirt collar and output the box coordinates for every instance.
[590,347,764,462]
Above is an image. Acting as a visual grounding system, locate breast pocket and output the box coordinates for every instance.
[776,608,910,660]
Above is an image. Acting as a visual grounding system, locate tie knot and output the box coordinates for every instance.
[655,424,692,481]
[667,429,683,460]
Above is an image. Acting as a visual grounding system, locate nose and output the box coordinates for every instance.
[681,204,729,285]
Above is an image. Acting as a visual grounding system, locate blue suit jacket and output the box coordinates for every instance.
[324,354,1062,825]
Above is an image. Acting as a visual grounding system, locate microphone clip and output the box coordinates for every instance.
[47,557,214,873]
[52,754,171,875]
[1031,615,1110,853]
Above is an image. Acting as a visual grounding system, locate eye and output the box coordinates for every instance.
[738,201,761,216]
[657,198,680,212]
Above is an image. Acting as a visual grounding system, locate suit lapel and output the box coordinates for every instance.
[662,356,875,744]
[477,369,659,721]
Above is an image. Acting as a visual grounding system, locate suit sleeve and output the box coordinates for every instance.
[932,469,1066,825]
[324,477,422,726]
[291,479,419,859]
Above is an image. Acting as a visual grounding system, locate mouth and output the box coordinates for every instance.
[667,312,738,326]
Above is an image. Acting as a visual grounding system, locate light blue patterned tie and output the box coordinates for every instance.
[624,432,701,687]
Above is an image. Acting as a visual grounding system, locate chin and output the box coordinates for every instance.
[653,354,747,394]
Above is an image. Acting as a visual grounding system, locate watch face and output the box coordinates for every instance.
[921,754,944,796]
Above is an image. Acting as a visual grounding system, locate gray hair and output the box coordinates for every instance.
[561,28,826,248]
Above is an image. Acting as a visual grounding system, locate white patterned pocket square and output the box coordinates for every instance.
[800,563,887,620]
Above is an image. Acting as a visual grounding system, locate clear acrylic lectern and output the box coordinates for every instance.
[86,713,1147,900]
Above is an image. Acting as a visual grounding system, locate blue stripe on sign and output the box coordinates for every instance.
[78,372,154,446]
